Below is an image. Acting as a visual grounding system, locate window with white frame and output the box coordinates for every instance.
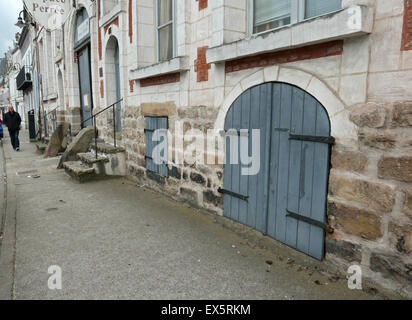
[253,0,291,34]
[156,0,175,62]
[304,0,342,19]
[251,0,342,35]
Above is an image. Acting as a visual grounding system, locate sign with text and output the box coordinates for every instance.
[24,0,73,30]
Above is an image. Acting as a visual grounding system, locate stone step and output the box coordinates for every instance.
[77,152,110,165]
[36,142,48,153]
[90,142,125,154]
[63,161,96,183]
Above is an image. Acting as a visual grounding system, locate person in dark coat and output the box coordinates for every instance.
[0,118,3,140]
[4,105,22,151]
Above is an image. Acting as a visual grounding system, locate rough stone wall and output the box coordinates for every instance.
[328,101,412,296]
[324,0,412,297]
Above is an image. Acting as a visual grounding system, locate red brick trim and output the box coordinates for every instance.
[104,17,119,34]
[129,0,133,43]
[98,0,102,60]
[140,72,180,87]
[100,80,104,98]
[225,40,344,73]
[401,0,412,50]
[98,28,102,60]
[195,46,211,82]
[129,80,135,92]
[196,0,208,11]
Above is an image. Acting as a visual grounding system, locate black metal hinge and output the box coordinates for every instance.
[218,188,248,202]
[289,134,335,145]
[286,210,334,234]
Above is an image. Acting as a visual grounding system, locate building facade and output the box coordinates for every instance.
[26,0,412,296]
[7,47,25,125]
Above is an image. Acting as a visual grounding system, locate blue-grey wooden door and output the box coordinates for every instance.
[78,46,93,127]
[223,82,331,260]
[114,42,121,131]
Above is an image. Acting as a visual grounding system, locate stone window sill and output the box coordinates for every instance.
[43,93,57,102]
[206,5,373,64]
[129,56,190,81]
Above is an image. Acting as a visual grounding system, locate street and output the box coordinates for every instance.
[0,131,399,300]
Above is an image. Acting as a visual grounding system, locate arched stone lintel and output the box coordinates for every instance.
[214,66,357,143]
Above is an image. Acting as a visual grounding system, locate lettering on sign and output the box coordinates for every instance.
[24,0,73,30]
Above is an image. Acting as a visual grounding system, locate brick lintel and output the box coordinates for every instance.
[225,40,344,73]
[140,72,181,88]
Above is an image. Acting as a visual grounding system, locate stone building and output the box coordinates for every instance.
[7,47,25,126]
[35,0,411,297]
[14,22,41,131]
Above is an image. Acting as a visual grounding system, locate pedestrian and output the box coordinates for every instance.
[0,118,3,140]
[4,105,22,151]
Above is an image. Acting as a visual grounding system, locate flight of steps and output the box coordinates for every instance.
[36,135,73,155]
[35,136,50,154]
[62,141,126,183]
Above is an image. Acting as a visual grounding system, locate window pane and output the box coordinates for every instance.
[254,0,291,33]
[305,0,341,19]
[158,0,173,26]
[158,25,173,61]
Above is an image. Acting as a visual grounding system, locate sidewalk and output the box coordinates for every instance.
[0,130,400,299]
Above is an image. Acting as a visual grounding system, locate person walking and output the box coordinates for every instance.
[0,118,3,141]
[4,105,22,151]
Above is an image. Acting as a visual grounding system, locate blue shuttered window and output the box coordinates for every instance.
[145,117,169,177]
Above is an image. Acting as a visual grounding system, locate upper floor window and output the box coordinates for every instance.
[253,0,291,34]
[305,0,342,19]
[156,0,175,62]
[251,0,341,35]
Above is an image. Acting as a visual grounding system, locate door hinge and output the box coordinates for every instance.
[218,188,248,202]
[286,210,334,234]
[289,134,335,145]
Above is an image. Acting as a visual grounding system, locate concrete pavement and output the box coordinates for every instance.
[0,130,401,300]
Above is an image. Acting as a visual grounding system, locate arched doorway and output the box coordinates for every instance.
[223,82,333,260]
[74,7,93,127]
[105,36,121,131]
